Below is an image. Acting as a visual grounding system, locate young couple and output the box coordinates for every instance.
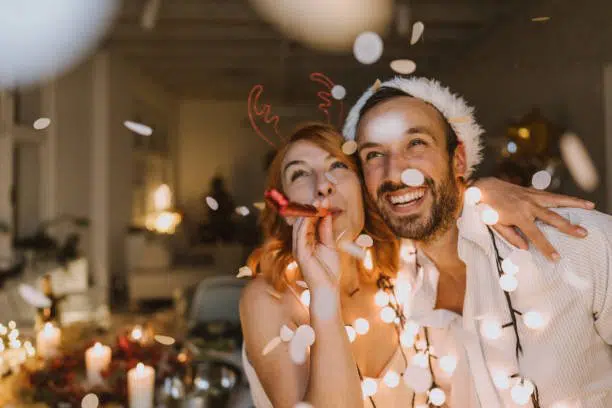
[240,77,612,407]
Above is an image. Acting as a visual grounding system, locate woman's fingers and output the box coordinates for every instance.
[531,190,595,210]
[535,207,588,238]
[519,222,560,261]
[492,224,528,250]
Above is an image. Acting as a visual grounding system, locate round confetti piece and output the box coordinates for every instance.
[331,84,346,100]
[400,168,425,186]
[355,234,374,248]
[206,196,219,210]
[390,59,417,75]
[353,31,384,64]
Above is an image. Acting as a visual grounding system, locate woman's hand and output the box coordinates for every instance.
[292,200,340,290]
[474,177,595,261]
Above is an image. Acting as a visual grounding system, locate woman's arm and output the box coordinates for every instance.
[474,177,594,260]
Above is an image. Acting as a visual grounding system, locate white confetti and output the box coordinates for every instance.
[400,168,425,186]
[353,31,384,64]
[345,325,357,343]
[429,388,446,406]
[464,186,482,206]
[236,266,253,278]
[300,289,311,307]
[331,85,347,100]
[253,202,266,210]
[296,280,308,289]
[262,336,282,356]
[33,117,51,130]
[154,335,176,346]
[362,377,378,397]
[294,403,314,408]
[235,206,250,216]
[560,132,599,192]
[479,204,499,225]
[390,59,417,75]
[354,318,370,335]
[410,21,425,45]
[338,240,366,260]
[355,234,374,248]
[324,171,338,184]
[294,325,315,346]
[342,140,358,155]
[531,170,552,190]
[499,274,518,292]
[19,284,51,308]
[523,311,546,330]
[124,120,153,136]
[206,196,219,210]
[511,382,533,405]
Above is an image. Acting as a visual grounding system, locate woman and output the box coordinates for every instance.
[240,123,592,407]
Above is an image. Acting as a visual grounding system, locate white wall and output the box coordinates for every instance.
[176,100,271,222]
[437,0,611,208]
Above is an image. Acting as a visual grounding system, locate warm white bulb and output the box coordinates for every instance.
[499,273,518,292]
[380,306,396,323]
[464,186,482,206]
[405,321,420,337]
[354,318,370,335]
[361,378,378,397]
[399,330,416,347]
[511,382,533,405]
[428,388,447,406]
[480,204,500,225]
[374,290,390,307]
[523,311,546,329]
[502,258,519,275]
[411,352,429,368]
[415,339,427,350]
[345,326,357,343]
[439,355,457,375]
[403,365,433,393]
[492,370,510,390]
[300,290,311,307]
[480,319,503,340]
[287,261,298,271]
[383,370,400,388]
[8,321,16,330]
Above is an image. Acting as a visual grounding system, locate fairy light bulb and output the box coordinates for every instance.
[499,273,518,292]
[380,306,396,323]
[374,290,390,307]
[415,339,427,350]
[523,311,546,329]
[502,258,519,275]
[428,388,447,406]
[0,324,6,335]
[345,326,357,343]
[411,352,429,368]
[287,261,298,271]
[492,370,510,390]
[8,321,16,330]
[363,249,374,270]
[480,319,503,340]
[404,365,433,393]
[511,381,533,405]
[361,378,378,397]
[439,355,457,375]
[383,370,400,388]
[300,290,311,307]
[405,320,420,337]
[354,318,370,335]
[480,204,500,225]
[399,240,414,262]
[464,186,482,206]
[399,330,416,347]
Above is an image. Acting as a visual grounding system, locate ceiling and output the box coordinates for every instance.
[105,0,530,102]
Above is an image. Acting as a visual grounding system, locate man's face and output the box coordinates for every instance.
[356,96,466,242]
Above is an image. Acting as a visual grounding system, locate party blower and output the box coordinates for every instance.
[264,189,333,218]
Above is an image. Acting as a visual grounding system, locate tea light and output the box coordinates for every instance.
[36,322,61,359]
[85,342,111,385]
[128,362,155,408]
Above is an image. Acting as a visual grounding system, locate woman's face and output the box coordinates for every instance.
[280,140,365,240]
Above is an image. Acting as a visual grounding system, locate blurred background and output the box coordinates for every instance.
[0,0,610,406]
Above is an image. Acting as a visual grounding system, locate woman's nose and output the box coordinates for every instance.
[316,175,335,197]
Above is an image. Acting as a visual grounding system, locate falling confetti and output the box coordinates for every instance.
[342,140,358,155]
[296,280,308,288]
[401,168,425,186]
[33,117,51,130]
[294,403,314,408]
[355,234,374,248]
[235,206,250,216]
[464,186,482,206]
[300,289,311,307]
[559,132,599,192]
[124,120,153,136]
[262,336,283,356]
[331,84,347,100]
[206,196,219,210]
[354,318,370,335]
[19,284,51,308]
[531,170,552,190]
[479,204,500,225]
[390,59,417,75]
[290,325,315,364]
[353,31,384,64]
[154,335,176,346]
[324,171,338,184]
[338,240,367,260]
[81,393,100,408]
[280,325,294,342]
[345,325,357,343]
[253,202,266,210]
[410,21,425,45]
[236,266,253,278]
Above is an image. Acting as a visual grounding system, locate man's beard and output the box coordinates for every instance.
[376,167,460,242]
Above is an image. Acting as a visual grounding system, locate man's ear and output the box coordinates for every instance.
[452,142,467,180]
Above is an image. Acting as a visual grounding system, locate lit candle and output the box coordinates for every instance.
[130,325,143,342]
[128,362,155,408]
[85,342,111,385]
[36,322,61,359]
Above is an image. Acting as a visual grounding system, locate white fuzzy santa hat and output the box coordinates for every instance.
[342,76,484,178]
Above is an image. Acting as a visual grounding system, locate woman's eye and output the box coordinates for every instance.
[290,170,308,182]
[365,151,383,161]
[409,139,426,147]
[330,161,348,170]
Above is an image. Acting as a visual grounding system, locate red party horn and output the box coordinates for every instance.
[264,189,330,217]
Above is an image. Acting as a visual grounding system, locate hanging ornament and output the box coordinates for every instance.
[403,365,433,393]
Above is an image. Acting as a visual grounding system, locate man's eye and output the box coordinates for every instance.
[365,151,383,161]
[290,170,308,181]
[409,139,426,147]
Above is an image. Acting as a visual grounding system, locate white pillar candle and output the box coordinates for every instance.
[36,322,61,359]
[85,342,111,385]
[128,362,155,408]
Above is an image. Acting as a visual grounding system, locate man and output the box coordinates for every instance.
[343,77,612,407]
